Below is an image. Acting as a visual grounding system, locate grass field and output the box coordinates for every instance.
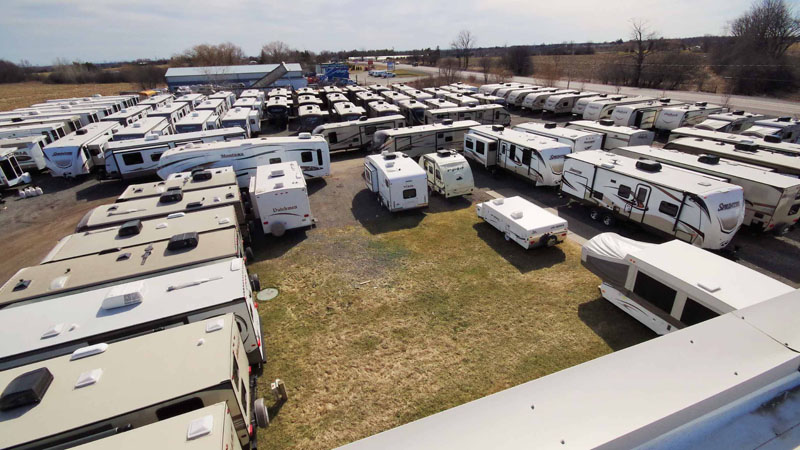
[0,81,144,111]
[253,207,653,449]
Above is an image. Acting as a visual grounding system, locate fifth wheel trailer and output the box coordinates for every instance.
[610,98,687,128]
[612,145,800,234]
[156,134,331,186]
[665,137,800,177]
[0,135,48,171]
[560,150,745,249]
[667,127,800,156]
[0,315,270,450]
[653,102,724,131]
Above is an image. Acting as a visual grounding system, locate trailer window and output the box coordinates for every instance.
[444,135,453,142]
[241,379,248,416]
[508,145,516,160]
[465,139,474,150]
[521,149,531,166]
[150,153,162,162]
[0,159,14,180]
[633,272,676,315]
[301,151,313,163]
[681,298,719,326]
[122,152,144,166]
[403,188,416,199]
[659,201,679,217]
[328,132,338,144]
[618,185,632,198]
[365,126,376,135]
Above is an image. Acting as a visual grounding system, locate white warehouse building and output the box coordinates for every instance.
[164,63,307,91]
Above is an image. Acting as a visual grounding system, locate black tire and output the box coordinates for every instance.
[774,224,792,236]
[250,273,261,292]
[602,214,615,227]
[545,235,559,247]
[254,398,269,428]
[245,246,255,263]
[271,222,286,237]
[589,209,601,221]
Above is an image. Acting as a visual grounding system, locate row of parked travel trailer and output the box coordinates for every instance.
[0,166,299,450]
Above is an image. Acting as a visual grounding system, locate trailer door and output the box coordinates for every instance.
[629,184,651,222]
[364,163,378,191]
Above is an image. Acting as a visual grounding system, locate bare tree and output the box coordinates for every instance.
[438,57,462,84]
[173,42,246,67]
[480,56,493,83]
[502,46,532,76]
[450,30,476,69]
[730,0,800,59]
[629,19,657,87]
[261,41,292,64]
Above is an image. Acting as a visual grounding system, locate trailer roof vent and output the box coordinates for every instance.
[298,132,312,139]
[359,116,368,121]
[636,159,662,172]
[510,210,523,220]
[544,122,558,129]
[492,198,504,205]
[167,232,199,251]
[599,119,615,126]
[383,153,398,160]
[0,367,53,411]
[442,119,454,125]
[659,98,671,102]
[611,96,624,101]
[159,189,183,203]
[695,101,708,107]
[118,220,143,237]
[270,169,285,177]
[191,112,200,117]
[436,149,453,157]
[698,154,720,165]
[492,125,504,132]
[192,169,212,181]
[734,142,758,152]
[778,116,792,122]
[76,128,88,135]
[763,135,782,143]
[732,110,745,116]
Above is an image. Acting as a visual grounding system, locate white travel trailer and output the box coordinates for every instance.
[425,104,510,126]
[449,82,478,93]
[419,150,475,198]
[0,114,82,135]
[104,127,246,179]
[581,233,793,334]
[505,88,551,108]
[240,89,266,105]
[476,196,568,249]
[471,93,506,106]
[112,116,173,141]
[332,101,367,122]
[345,85,366,101]
[741,117,800,143]
[174,92,208,108]
[268,87,290,98]
[442,92,479,107]
[157,134,331,185]
[325,92,349,109]
[544,91,600,114]
[406,89,433,102]
[0,254,265,370]
[694,111,768,133]
[463,125,572,186]
[296,87,319,97]
[364,152,428,211]
[654,102,724,131]
[297,104,330,132]
[265,96,290,124]
[42,94,138,108]
[521,89,575,111]
[0,121,71,144]
[582,96,654,121]
[42,121,119,177]
[477,83,505,95]
[381,91,411,105]
[195,98,228,116]
[495,84,537,99]
[296,94,324,109]
[423,98,458,110]
[665,137,800,176]
[372,119,481,157]
[100,104,151,126]
[208,91,237,109]
[423,87,450,99]
[570,94,610,116]
[668,126,800,156]
[150,102,193,126]
[514,122,603,152]
[565,119,655,149]
[354,91,383,108]
[249,162,314,236]
[137,93,174,109]
[397,99,429,125]
[73,403,247,450]
[0,148,30,187]
[0,135,48,171]
[0,315,270,450]
[117,167,238,202]
[220,107,261,138]
[313,115,406,152]
[561,150,745,249]
[2,107,98,127]
[367,100,402,118]
[610,98,687,128]
[321,85,344,95]
[613,145,800,234]
[174,109,220,133]
[232,96,262,113]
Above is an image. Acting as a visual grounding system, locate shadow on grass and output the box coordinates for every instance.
[425,194,473,215]
[351,189,425,235]
[577,297,655,351]
[472,222,565,273]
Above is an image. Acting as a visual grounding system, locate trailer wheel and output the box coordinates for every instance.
[245,246,255,263]
[254,398,270,428]
[250,273,261,292]
[774,224,792,236]
[545,235,559,247]
[589,209,601,221]
[602,214,615,227]
[504,233,511,241]
[271,222,286,237]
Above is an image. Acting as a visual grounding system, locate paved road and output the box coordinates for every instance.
[399,64,800,117]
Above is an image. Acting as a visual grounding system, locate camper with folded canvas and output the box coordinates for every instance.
[476,196,568,249]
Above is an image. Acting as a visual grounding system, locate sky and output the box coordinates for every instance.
[0,0,788,65]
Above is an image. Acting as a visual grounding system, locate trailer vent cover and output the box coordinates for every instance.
[698,154,720,165]
[544,122,558,129]
[659,98,671,102]
[191,169,212,181]
[118,220,143,237]
[511,211,523,220]
[696,101,708,107]
[144,133,159,141]
[599,119,615,126]
[159,189,183,203]
[76,129,88,135]
[778,116,791,122]
[492,198,504,205]
[492,125,504,132]
[732,110,744,116]
[167,232,199,251]
[763,135,782,143]
[734,143,758,152]
[636,160,662,172]
[0,367,53,411]
[442,119,454,125]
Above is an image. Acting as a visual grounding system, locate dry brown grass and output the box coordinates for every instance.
[253,207,653,449]
[0,81,143,112]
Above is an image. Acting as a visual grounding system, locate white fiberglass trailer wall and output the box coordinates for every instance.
[313,115,406,152]
[43,121,119,177]
[419,150,474,198]
[566,120,655,149]
[220,107,260,138]
[364,152,428,211]
[654,102,724,131]
[424,104,510,127]
[249,162,314,236]
[514,122,602,152]
[372,119,480,157]
[0,135,48,171]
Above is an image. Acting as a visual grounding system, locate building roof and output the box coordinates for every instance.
[165,63,302,78]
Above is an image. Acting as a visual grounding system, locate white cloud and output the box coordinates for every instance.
[0,0,759,64]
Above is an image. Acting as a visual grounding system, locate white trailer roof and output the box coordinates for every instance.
[195,98,225,111]
[567,150,741,196]
[514,122,600,141]
[176,109,217,126]
[43,205,238,263]
[232,97,259,108]
[101,105,151,122]
[378,120,480,139]
[252,161,306,195]
[470,125,570,152]
[112,116,170,139]
[484,196,566,231]
[670,127,800,155]
[667,138,800,173]
[341,294,800,449]
[0,315,236,449]
[43,121,118,150]
[630,239,793,311]
[107,127,246,153]
[0,258,247,365]
[367,152,425,175]
[267,96,289,107]
[333,101,366,116]
[118,167,237,201]
[567,119,653,137]
[424,98,458,109]
[150,102,190,116]
[614,145,800,189]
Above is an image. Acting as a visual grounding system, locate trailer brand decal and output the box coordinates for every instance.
[549,154,565,160]
[718,201,741,211]
[273,206,298,213]
[222,153,244,158]
[52,152,73,156]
